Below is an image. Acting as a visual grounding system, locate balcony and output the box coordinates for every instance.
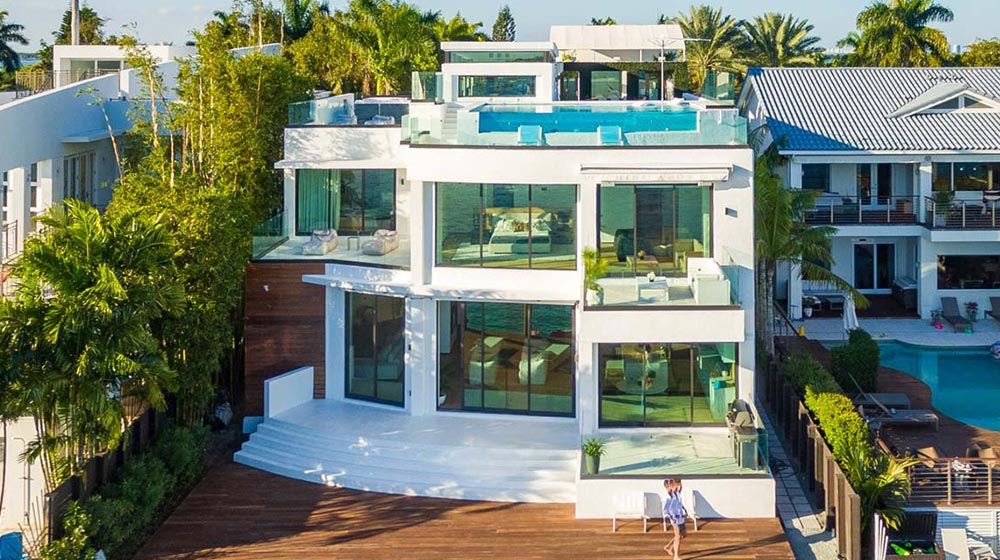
[403,102,747,148]
[288,93,409,126]
[804,195,919,226]
[13,69,119,98]
[589,257,740,308]
[925,196,1000,229]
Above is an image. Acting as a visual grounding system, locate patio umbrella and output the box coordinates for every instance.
[843,295,860,334]
[873,513,888,560]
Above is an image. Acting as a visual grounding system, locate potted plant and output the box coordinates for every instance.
[802,296,819,318]
[581,437,606,475]
[583,248,608,306]
[932,190,954,227]
[965,301,979,322]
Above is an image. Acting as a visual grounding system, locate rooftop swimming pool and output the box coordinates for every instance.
[474,102,699,134]
[876,341,1000,432]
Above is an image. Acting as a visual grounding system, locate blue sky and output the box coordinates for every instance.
[4,0,999,51]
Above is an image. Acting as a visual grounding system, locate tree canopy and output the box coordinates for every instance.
[492,5,516,42]
[851,0,954,66]
[0,10,28,74]
[744,13,823,67]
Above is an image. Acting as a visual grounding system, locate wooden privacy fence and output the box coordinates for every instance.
[44,408,166,542]
[763,358,864,560]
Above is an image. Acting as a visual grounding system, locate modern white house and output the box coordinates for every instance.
[741,67,1000,321]
[238,37,771,519]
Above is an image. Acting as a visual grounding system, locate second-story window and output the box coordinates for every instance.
[801,164,830,191]
[458,76,536,98]
[296,169,396,236]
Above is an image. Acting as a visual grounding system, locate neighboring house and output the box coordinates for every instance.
[740,67,1000,320]
[239,37,769,519]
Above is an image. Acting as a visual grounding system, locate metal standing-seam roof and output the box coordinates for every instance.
[745,67,1000,152]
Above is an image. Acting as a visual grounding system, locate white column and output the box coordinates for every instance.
[917,160,933,219]
[7,166,30,253]
[577,340,596,436]
[787,158,803,190]
[325,284,346,401]
[283,168,295,238]
[786,158,804,320]
[918,237,936,319]
[36,159,59,214]
[406,295,436,416]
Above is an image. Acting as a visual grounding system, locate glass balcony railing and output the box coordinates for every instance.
[701,71,736,103]
[589,257,740,309]
[404,104,747,147]
[252,211,287,259]
[411,71,443,103]
[288,94,356,126]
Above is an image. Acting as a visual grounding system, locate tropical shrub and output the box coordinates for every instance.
[831,329,880,392]
[39,503,94,560]
[840,436,919,532]
[805,389,869,464]
[780,353,842,395]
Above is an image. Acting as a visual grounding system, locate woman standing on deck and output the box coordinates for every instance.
[663,478,686,560]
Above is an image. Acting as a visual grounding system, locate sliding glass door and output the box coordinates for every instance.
[853,242,895,293]
[437,301,574,416]
[599,342,736,427]
[296,169,396,236]
[345,292,406,407]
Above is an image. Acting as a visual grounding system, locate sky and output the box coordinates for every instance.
[4,0,999,52]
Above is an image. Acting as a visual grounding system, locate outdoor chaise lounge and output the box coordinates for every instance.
[301,229,338,255]
[988,297,1000,323]
[941,297,973,332]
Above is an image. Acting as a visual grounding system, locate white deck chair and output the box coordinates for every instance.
[612,492,649,532]
[942,528,972,560]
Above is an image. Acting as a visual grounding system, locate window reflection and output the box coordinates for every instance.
[296,169,396,235]
[346,292,406,407]
[598,343,736,427]
[437,301,574,416]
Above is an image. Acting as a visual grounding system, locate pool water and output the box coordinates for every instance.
[475,103,698,134]
[877,341,1000,431]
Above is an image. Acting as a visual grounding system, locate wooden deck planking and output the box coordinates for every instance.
[136,463,794,560]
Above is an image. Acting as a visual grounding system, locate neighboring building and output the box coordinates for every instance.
[51,44,195,89]
[740,67,1000,320]
[238,38,769,519]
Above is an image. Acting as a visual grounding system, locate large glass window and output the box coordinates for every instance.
[295,169,396,236]
[436,183,576,270]
[932,162,1000,192]
[437,301,574,417]
[598,343,736,427]
[801,164,830,191]
[591,70,621,100]
[448,51,550,63]
[598,184,711,279]
[458,76,536,97]
[937,255,1000,290]
[345,292,406,406]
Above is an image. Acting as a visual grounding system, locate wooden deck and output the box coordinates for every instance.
[136,463,794,560]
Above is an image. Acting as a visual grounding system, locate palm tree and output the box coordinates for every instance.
[333,0,437,95]
[283,0,329,42]
[853,0,954,66]
[591,17,616,26]
[432,13,487,42]
[52,6,107,45]
[755,147,867,358]
[841,439,920,532]
[0,202,184,485]
[0,10,28,74]
[671,5,747,92]
[744,13,822,67]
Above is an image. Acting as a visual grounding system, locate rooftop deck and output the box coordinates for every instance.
[136,462,794,560]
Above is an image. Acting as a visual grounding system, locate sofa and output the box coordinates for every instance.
[687,257,732,305]
[518,352,548,385]
[361,229,399,256]
[468,357,498,386]
[674,239,705,273]
[301,229,338,255]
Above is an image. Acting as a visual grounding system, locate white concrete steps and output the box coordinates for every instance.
[235,417,579,503]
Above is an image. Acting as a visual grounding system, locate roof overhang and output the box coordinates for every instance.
[275,158,400,170]
[581,164,732,184]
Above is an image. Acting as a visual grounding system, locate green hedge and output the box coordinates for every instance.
[830,328,880,393]
[780,353,842,395]
[804,388,870,464]
[41,426,208,560]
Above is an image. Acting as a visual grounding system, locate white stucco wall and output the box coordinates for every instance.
[0,418,46,535]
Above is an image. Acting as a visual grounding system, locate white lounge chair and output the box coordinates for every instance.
[942,528,972,560]
[612,492,651,532]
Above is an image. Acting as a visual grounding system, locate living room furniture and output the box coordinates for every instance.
[518,352,547,385]
[687,258,731,305]
[468,358,498,386]
[637,276,670,302]
[361,229,399,256]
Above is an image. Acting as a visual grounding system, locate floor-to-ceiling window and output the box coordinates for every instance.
[598,343,736,427]
[598,184,711,278]
[345,292,405,407]
[296,169,396,236]
[436,183,576,270]
[437,301,574,416]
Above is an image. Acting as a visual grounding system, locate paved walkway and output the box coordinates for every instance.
[798,316,1000,346]
[758,405,839,560]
